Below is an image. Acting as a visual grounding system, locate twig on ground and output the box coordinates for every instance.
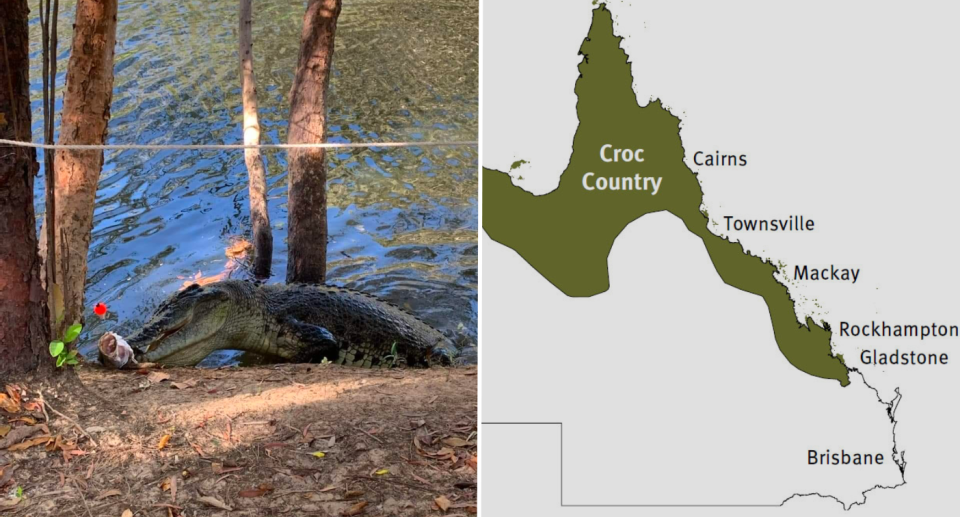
[351,475,436,494]
[353,424,383,444]
[73,479,94,517]
[40,391,99,447]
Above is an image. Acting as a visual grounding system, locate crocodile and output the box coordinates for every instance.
[98,280,458,368]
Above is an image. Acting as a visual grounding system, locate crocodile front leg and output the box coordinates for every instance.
[276,316,339,363]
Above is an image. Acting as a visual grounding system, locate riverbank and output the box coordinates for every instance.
[0,364,477,516]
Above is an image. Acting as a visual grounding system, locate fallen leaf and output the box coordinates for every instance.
[225,239,252,258]
[344,490,364,500]
[311,451,326,458]
[0,426,10,438]
[148,372,171,383]
[0,496,21,509]
[0,394,19,414]
[341,501,368,516]
[157,434,171,450]
[467,454,477,471]
[121,510,133,517]
[7,435,52,451]
[189,441,205,457]
[434,495,452,512]
[95,489,122,500]
[373,469,389,476]
[238,483,274,498]
[170,380,198,390]
[319,485,338,493]
[10,416,36,426]
[4,386,20,406]
[212,463,243,475]
[197,496,232,511]
[441,437,470,448]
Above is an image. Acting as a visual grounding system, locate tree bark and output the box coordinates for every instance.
[0,0,52,375]
[53,0,117,328]
[240,0,273,279]
[286,0,341,284]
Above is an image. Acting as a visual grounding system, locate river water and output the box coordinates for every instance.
[28,0,478,365]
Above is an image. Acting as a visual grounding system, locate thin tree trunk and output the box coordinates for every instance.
[38,0,60,332]
[53,0,117,328]
[240,0,272,279]
[0,0,51,374]
[286,0,341,284]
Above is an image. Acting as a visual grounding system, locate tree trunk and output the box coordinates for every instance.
[53,0,117,329]
[0,0,51,375]
[286,0,341,284]
[240,0,273,279]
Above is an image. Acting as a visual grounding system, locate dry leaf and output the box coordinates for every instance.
[434,495,452,512]
[148,372,171,383]
[238,483,274,498]
[95,489,122,500]
[212,463,243,475]
[0,394,19,414]
[157,434,171,450]
[170,380,198,389]
[373,468,389,475]
[319,485,338,493]
[225,239,252,258]
[0,496,21,509]
[7,435,52,451]
[441,437,470,448]
[197,496,232,511]
[341,501,368,516]
[467,454,477,471]
[10,416,36,425]
[121,510,133,517]
[0,426,10,438]
[4,386,20,406]
[344,490,364,500]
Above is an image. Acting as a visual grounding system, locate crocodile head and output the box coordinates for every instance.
[100,283,232,368]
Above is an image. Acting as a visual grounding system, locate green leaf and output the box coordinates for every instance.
[65,357,79,365]
[56,354,66,367]
[49,341,64,357]
[64,323,82,343]
[68,349,78,358]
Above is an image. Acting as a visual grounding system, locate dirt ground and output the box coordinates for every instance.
[0,363,477,516]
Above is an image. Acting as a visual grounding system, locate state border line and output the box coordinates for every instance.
[482,422,782,508]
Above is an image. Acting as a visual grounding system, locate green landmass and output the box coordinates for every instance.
[509,159,529,170]
[482,4,849,386]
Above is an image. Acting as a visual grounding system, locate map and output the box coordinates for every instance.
[480,1,959,514]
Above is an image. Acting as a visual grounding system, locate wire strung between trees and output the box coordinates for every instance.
[0,139,476,151]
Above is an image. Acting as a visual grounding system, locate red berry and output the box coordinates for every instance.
[94,302,107,317]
